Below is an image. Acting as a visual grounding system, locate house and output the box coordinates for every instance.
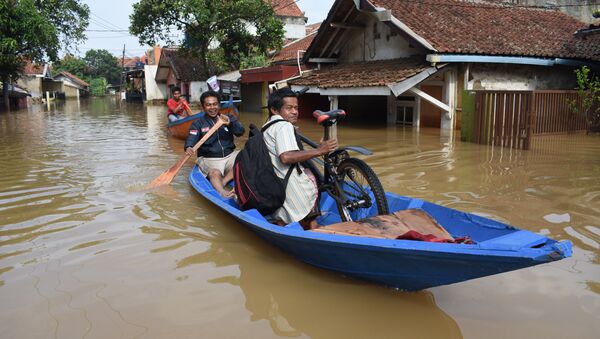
[270,0,308,41]
[117,56,145,71]
[53,71,89,98]
[16,62,55,103]
[153,48,212,103]
[0,83,30,109]
[240,24,320,113]
[284,0,600,130]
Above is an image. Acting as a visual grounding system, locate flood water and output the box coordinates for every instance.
[0,97,599,339]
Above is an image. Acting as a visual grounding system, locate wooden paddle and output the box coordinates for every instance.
[148,117,225,188]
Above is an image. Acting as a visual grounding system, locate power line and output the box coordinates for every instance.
[90,12,125,31]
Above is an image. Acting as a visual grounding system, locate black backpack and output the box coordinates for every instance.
[233,120,299,215]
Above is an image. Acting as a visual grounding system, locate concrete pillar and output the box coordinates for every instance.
[387,94,396,124]
[328,95,339,140]
[441,69,457,130]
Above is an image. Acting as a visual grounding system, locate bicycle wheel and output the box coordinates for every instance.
[334,157,389,222]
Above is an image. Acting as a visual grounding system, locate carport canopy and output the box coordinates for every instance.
[288,57,449,112]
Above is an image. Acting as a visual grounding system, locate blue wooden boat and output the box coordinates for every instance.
[189,166,572,291]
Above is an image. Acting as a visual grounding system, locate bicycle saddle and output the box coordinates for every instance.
[313,109,346,124]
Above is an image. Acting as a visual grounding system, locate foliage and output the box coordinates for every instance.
[593,9,600,18]
[53,54,88,79]
[239,47,271,69]
[0,0,88,109]
[568,66,600,133]
[83,49,121,85]
[129,0,283,76]
[89,78,107,97]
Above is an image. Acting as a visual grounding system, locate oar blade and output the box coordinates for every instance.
[147,154,190,189]
[148,169,177,188]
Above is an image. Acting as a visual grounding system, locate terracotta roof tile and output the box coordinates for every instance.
[270,0,304,18]
[289,57,430,88]
[306,22,321,35]
[272,32,317,63]
[23,61,45,75]
[370,0,599,61]
[58,71,89,87]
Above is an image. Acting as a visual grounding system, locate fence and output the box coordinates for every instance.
[532,90,588,134]
[470,90,588,150]
[474,91,533,149]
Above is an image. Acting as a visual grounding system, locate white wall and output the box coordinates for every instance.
[467,64,577,91]
[340,15,420,63]
[144,65,167,101]
[281,17,307,40]
[190,81,209,103]
[17,76,43,99]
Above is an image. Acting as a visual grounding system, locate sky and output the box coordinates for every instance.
[78,0,336,58]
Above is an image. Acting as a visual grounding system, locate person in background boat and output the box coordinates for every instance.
[167,86,193,122]
[185,90,245,198]
[263,88,337,229]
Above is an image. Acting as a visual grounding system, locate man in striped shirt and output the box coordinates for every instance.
[263,88,338,229]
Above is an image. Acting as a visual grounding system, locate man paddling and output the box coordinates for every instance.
[185,90,245,197]
[167,86,193,122]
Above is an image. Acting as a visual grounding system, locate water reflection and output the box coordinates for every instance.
[142,200,463,339]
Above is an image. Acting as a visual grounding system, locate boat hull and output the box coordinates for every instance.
[188,166,572,290]
[167,114,203,139]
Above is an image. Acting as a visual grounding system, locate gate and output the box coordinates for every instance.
[474,91,532,150]
[473,90,589,150]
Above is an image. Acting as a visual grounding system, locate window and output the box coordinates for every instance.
[396,97,415,125]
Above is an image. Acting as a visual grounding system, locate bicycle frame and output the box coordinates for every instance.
[298,122,374,219]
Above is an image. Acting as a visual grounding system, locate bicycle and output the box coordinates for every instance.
[298,109,389,222]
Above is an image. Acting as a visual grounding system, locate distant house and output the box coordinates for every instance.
[16,61,53,102]
[270,0,308,41]
[0,83,30,109]
[285,0,600,129]
[118,56,145,72]
[240,24,320,113]
[154,48,211,103]
[53,71,89,98]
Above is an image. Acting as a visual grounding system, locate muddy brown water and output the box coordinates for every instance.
[0,98,598,338]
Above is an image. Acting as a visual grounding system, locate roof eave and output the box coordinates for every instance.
[427,54,600,68]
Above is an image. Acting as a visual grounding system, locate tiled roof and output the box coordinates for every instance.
[306,22,321,35]
[270,0,304,18]
[118,57,140,68]
[289,56,431,88]
[23,61,45,75]
[161,48,210,82]
[369,0,600,61]
[272,32,317,64]
[57,71,89,87]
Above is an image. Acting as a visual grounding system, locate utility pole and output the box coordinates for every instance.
[121,44,125,88]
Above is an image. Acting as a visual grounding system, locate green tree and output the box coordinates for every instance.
[568,66,600,133]
[129,0,283,76]
[0,0,89,111]
[89,77,107,97]
[83,49,121,85]
[53,54,88,79]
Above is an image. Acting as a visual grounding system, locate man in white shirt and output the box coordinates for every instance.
[262,88,338,229]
